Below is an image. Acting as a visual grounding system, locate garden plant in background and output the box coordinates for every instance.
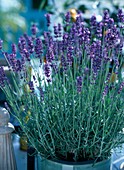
[0,9,124,170]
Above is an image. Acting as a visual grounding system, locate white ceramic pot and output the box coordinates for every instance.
[37,156,111,170]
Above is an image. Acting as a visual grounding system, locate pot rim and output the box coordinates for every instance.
[41,156,111,166]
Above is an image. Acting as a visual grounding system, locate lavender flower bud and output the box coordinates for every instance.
[31,24,37,35]
[108,18,114,28]
[27,37,34,54]
[45,14,51,27]
[76,76,82,93]
[102,85,109,97]
[58,23,62,37]
[65,12,71,25]
[35,37,43,58]
[11,44,16,54]
[118,82,124,94]
[54,25,59,38]
[75,14,83,29]
[23,49,30,61]
[96,22,103,38]
[44,62,51,82]
[8,53,17,71]
[43,31,50,46]
[46,48,54,63]
[67,52,73,66]
[90,15,97,29]
[117,9,124,23]
[71,23,77,35]
[28,81,34,93]
[18,36,26,53]
[103,10,110,26]
[16,59,23,72]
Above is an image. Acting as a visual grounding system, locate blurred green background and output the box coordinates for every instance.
[0,0,124,52]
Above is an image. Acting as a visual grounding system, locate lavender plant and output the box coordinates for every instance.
[0,9,124,162]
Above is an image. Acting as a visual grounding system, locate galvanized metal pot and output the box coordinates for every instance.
[37,156,111,170]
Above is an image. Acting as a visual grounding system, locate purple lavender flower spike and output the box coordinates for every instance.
[18,36,26,54]
[75,14,83,29]
[11,44,17,54]
[28,81,35,93]
[44,62,51,82]
[54,25,59,38]
[76,76,82,93]
[104,25,120,49]
[65,11,71,26]
[62,33,69,51]
[67,47,73,66]
[58,23,62,37]
[90,15,97,29]
[16,59,23,72]
[7,53,17,72]
[45,14,51,27]
[67,52,73,66]
[71,23,77,36]
[27,37,34,54]
[31,24,37,35]
[23,49,30,61]
[96,22,103,38]
[102,85,109,97]
[114,37,123,55]
[117,9,124,23]
[118,82,124,94]
[43,31,50,46]
[103,10,110,27]
[35,37,43,59]
[108,18,114,28]
[46,47,54,63]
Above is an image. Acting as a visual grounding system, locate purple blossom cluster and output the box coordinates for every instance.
[0,10,124,163]
[31,24,38,35]
[104,25,120,49]
[118,82,124,94]
[65,12,71,26]
[45,14,51,27]
[117,9,124,23]
[44,62,51,82]
[0,9,124,98]
[35,37,43,60]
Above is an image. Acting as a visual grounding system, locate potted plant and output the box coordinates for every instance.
[0,9,124,170]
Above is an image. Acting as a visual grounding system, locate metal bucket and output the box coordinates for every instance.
[37,156,111,170]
